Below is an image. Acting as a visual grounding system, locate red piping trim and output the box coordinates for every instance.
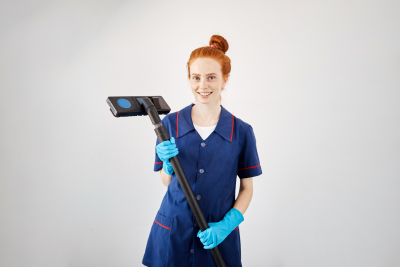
[233,226,238,230]
[238,164,260,171]
[155,161,163,164]
[154,219,170,230]
[176,111,179,138]
[230,115,234,142]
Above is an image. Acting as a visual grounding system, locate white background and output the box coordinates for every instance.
[1,0,399,266]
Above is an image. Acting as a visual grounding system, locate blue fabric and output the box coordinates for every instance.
[197,208,244,249]
[143,103,262,267]
[156,137,179,175]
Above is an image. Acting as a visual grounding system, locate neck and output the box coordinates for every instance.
[191,102,221,127]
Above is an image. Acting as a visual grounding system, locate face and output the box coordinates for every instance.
[189,57,227,105]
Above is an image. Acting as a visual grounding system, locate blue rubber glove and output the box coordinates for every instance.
[197,208,244,249]
[156,137,179,175]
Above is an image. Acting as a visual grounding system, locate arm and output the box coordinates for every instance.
[233,177,253,215]
[160,168,172,187]
[197,177,253,249]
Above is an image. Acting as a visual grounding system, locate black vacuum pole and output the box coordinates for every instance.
[137,97,226,267]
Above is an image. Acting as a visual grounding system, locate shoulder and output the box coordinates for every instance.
[160,106,186,129]
[222,105,252,135]
[233,116,253,136]
[161,103,191,125]
[161,110,179,123]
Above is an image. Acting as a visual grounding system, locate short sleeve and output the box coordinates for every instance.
[237,125,262,179]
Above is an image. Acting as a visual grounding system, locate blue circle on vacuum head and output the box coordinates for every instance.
[117,98,131,108]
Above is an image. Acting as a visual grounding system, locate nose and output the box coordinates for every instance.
[200,78,208,89]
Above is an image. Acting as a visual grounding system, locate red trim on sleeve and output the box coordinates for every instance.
[233,226,238,230]
[238,164,260,171]
[230,115,234,142]
[154,219,170,230]
[176,111,179,138]
[155,162,163,164]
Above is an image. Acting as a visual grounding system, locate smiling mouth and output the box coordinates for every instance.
[198,92,212,96]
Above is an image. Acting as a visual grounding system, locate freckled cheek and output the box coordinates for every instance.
[190,84,199,92]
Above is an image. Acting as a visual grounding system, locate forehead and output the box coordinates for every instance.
[190,57,222,75]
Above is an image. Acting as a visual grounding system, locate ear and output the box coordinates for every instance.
[222,77,228,89]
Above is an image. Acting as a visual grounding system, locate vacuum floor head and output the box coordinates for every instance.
[106,96,170,117]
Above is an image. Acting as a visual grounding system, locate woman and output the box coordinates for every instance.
[142,35,262,267]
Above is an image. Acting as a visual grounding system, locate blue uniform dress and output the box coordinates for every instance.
[142,103,262,267]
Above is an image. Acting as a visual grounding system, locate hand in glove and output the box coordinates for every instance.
[156,137,179,175]
[197,208,244,249]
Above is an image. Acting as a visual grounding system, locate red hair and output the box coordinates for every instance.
[187,35,231,102]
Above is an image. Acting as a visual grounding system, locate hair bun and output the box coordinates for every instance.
[209,35,229,54]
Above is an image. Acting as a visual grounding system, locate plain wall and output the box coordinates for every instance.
[1,0,399,266]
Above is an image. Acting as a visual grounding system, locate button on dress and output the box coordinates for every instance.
[142,103,262,267]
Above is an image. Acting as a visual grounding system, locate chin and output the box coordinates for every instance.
[198,98,218,104]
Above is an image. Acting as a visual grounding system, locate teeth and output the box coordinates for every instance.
[199,92,211,95]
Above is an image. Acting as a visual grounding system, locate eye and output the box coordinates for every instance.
[208,76,216,80]
[193,76,200,81]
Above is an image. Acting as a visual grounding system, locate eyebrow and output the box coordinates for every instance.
[191,73,218,76]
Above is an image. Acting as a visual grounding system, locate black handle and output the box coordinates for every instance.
[138,97,226,267]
